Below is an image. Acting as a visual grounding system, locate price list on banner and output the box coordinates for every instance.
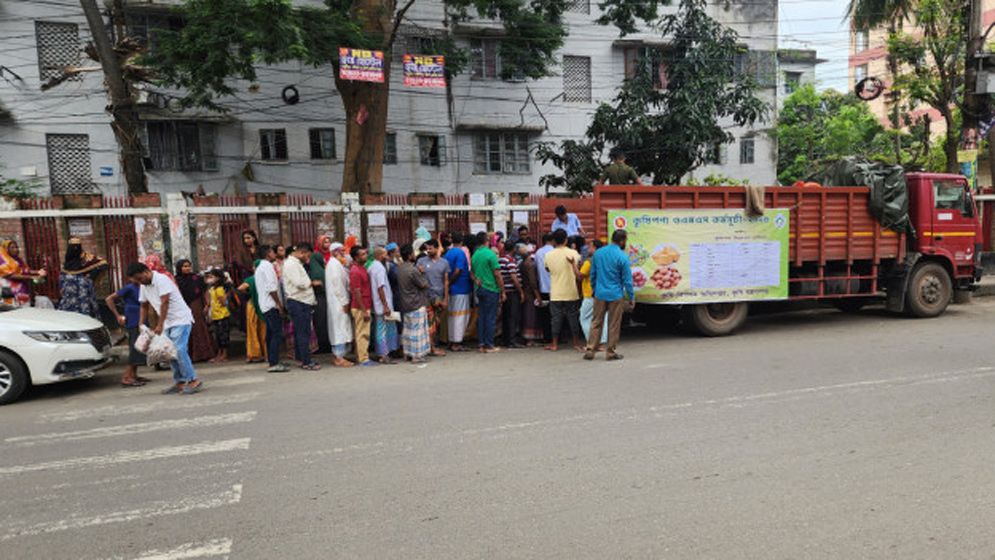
[403,55,446,88]
[339,48,385,83]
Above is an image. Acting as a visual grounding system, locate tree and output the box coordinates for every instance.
[146,0,638,195]
[774,85,932,184]
[537,0,767,192]
[888,0,965,172]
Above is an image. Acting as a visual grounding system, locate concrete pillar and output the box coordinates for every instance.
[165,192,191,265]
[490,192,509,236]
[342,192,362,241]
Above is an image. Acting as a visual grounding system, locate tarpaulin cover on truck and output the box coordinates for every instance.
[808,157,913,234]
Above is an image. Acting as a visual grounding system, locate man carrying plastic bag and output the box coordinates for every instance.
[128,261,204,395]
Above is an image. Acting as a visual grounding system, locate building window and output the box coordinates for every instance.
[855,64,868,83]
[855,29,869,52]
[471,39,500,80]
[144,121,218,172]
[124,12,184,53]
[565,0,590,14]
[309,128,336,160]
[35,21,80,82]
[473,132,531,175]
[739,137,755,165]
[260,129,288,161]
[46,134,93,194]
[784,71,802,94]
[623,47,668,90]
[384,133,397,164]
[562,55,592,103]
[734,50,777,87]
[418,134,446,167]
[706,142,725,165]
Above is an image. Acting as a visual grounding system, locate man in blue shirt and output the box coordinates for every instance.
[444,232,473,352]
[551,205,585,237]
[584,229,635,361]
[533,233,555,342]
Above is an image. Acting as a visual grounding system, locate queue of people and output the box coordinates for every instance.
[0,215,637,394]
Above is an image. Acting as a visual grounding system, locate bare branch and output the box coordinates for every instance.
[386,0,418,50]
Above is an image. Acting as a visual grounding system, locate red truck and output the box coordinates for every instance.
[541,173,983,336]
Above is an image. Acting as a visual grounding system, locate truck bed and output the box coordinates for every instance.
[542,186,906,267]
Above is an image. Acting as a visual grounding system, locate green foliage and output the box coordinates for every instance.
[847,0,913,31]
[540,0,768,192]
[0,167,41,199]
[700,174,749,186]
[774,85,934,184]
[886,0,965,172]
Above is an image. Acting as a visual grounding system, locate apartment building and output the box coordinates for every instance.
[0,0,784,197]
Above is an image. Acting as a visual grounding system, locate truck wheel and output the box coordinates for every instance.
[905,262,952,318]
[0,350,28,406]
[684,303,748,337]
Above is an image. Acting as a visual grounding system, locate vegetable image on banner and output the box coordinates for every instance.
[403,55,446,88]
[609,209,790,304]
[338,48,385,83]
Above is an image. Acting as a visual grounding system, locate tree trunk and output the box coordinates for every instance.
[943,110,959,173]
[79,0,148,194]
[337,77,390,195]
[335,0,398,195]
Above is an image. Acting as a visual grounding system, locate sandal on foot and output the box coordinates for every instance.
[161,384,183,395]
[182,381,204,394]
[120,379,146,388]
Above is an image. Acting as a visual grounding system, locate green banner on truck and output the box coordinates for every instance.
[609,209,791,304]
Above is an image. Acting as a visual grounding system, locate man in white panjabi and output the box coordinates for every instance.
[324,242,354,367]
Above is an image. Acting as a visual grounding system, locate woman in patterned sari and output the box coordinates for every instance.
[57,238,108,317]
[0,240,46,306]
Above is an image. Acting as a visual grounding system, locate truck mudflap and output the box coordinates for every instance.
[885,253,920,313]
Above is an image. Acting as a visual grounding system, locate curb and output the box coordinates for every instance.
[977,281,995,298]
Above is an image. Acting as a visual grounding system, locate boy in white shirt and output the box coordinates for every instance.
[128,261,202,395]
[254,245,287,373]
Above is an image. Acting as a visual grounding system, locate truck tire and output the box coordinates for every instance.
[905,262,952,318]
[0,350,29,406]
[684,303,748,337]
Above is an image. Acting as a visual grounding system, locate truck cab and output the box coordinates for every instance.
[906,173,984,288]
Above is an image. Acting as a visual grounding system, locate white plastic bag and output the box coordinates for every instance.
[145,332,178,365]
[134,325,155,354]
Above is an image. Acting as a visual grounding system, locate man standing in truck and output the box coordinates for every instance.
[584,229,635,361]
[598,148,642,186]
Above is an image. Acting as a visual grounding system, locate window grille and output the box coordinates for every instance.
[562,55,592,103]
[145,122,217,171]
[46,134,93,194]
[260,129,288,161]
[418,135,446,167]
[565,0,590,14]
[309,129,336,160]
[35,21,80,82]
[739,137,755,165]
[471,39,500,79]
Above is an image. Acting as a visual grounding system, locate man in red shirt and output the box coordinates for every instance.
[349,245,376,367]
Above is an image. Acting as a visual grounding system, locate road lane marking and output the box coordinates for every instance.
[7,412,257,446]
[39,392,261,423]
[0,438,251,476]
[0,486,242,542]
[96,538,234,560]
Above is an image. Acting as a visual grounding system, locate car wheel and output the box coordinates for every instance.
[0,350,29,406]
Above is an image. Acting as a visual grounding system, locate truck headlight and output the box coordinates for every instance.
[24,331,90,343]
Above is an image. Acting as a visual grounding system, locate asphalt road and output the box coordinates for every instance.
[1,299,994,559]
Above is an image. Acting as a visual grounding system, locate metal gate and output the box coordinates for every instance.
[385,193,413,245]
[102,196,139,292]
[219,195,251,284]
[288,193,318,246]
[527,194,542,243]
[21,199,61,299]
[440,193,469,236]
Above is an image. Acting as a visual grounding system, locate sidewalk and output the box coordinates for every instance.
[977,274,995,298]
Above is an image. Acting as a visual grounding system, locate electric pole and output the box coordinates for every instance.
[79,0,148,194]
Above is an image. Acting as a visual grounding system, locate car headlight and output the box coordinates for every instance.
[23,331,90,343]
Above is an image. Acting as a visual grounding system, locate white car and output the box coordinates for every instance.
[0,306,113,405]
